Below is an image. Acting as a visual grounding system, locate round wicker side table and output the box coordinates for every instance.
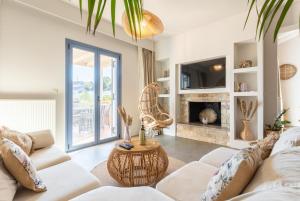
[107,139,169,187]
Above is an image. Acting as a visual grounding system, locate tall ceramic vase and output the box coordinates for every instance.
[240,120,255,141]
[124,126,131,143]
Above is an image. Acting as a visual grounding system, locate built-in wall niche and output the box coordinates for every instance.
[234,96,258,141]
[234,42,258,69]
[156,58,171,135]
[158,98,170,113]
[230,39,263,148]
[156,59,170,79]
[156,58,170,97]
[158,81,170,95]
[234,73,257,92]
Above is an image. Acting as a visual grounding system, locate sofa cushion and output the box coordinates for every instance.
[0,138,47,192]
[27,130,55,150]
[13,160,101,201]
[156,161,217,201]
[230,186,300,201]
[271,127,300,156]
[71,186,174,201]
[0,127,32,155]
[201,146,262,201]
[244,147,300,193]
[30,146,71,170]
[199,147,239,167]
[0,157,17,201]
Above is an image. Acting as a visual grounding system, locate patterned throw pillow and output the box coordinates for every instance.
[0,138,47,192]
[256,132,280,160]
[0,127,33,155]
[201,146,262,201]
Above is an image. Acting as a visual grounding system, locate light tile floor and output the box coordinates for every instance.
[69,135,222,171]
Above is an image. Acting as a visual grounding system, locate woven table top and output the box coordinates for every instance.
[115,138,160,153]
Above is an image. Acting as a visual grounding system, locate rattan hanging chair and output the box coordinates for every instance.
[139,83,173,130]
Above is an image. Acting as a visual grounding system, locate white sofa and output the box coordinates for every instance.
[0,131,101,201]
[13,159,100,201]
[71,127,300,201]
[156,147,238,201]
[4,127,300,201]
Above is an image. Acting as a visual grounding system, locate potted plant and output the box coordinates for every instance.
[265,109,291,136]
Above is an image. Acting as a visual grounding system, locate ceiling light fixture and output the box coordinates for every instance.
[122,10,164,40]
[212,64,224,72]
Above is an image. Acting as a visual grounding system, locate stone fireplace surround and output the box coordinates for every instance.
[177,93,230,145]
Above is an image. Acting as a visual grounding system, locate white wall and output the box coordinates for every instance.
[0,1,143,149]
[278,36,300,126]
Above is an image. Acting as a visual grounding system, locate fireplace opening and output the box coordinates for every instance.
[189,102,221,126]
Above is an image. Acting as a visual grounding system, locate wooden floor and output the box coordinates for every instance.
[69,135,222,171]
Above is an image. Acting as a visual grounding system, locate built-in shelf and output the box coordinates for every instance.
[233,91,258,97]
[156,58,173,135]
[157,77,170,82]
[231,39,264,148]
[158,94,170,98]
[233,67,258,74]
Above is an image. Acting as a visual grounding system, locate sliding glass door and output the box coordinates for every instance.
[66,39,121,151]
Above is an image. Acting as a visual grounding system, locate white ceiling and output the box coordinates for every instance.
[63,0,248,37]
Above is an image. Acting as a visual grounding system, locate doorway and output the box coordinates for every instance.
[66,39,121,151]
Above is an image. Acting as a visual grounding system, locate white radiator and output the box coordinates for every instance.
[0,99,56,134]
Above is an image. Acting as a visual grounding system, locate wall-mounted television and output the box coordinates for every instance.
[181,57,226,90]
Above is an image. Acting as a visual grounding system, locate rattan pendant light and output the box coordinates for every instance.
[122,10,164,39]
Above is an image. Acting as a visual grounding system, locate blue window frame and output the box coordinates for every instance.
[65,39,121,152]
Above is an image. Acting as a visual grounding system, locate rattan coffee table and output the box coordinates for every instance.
[107,139,169,186]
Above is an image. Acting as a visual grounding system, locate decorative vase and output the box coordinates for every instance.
[239,82,248,92]
[240,120,255,141]
[124,126,131,143]
[202,117,208,125]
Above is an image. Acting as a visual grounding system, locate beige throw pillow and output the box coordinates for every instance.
[243,146,300,193]
[201,146,262,201]
[27,130,55,150]
[0,138,47,192]
[0,127,33,155]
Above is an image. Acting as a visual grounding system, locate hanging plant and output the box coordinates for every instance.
[79,0,143,40]
[244,0,297,42]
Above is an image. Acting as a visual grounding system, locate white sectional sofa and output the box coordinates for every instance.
[71,127,300,201]
[4,127,300,201]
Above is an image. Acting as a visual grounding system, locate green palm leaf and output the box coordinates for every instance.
[111,0,116,36]
[245,0,296,42]
[79,0,143,40]
[273,0,294,41]
[93,0,107,34]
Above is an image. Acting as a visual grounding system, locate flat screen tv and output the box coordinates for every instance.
[181,57,226,90]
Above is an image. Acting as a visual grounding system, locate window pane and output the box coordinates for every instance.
[72,48,95,146]
[99,55,118,140]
